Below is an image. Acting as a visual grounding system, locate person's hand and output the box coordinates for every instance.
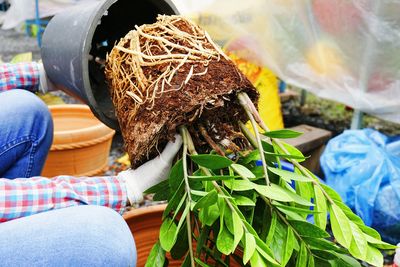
[38,62,57,93]
[117,135,182,204]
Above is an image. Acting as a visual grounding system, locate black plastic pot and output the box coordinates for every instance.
[41,0,178,129]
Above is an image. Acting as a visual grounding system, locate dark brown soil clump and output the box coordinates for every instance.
[106,15,258,168]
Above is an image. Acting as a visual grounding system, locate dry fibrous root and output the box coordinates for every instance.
[105,15,258,168]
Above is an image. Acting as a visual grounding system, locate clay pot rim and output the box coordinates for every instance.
[48,104,115,147]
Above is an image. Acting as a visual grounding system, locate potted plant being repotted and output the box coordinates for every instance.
[108,15,395,267]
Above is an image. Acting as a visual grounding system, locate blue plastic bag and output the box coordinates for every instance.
[321,129,400,243]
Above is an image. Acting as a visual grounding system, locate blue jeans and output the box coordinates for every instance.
[0,205,137,266]
[0,89,53,178]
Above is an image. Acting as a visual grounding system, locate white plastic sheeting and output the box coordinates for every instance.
[1,0,100,30]
[173,0,400,123]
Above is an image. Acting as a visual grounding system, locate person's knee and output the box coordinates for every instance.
[63,206,137,266]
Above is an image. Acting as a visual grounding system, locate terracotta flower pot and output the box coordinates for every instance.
[41,104,115,177]
[123,204,242,267]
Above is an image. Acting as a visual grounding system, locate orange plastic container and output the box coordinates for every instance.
[41,104,115,177]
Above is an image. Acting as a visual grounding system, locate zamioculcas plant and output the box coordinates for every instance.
[105,15,395,266]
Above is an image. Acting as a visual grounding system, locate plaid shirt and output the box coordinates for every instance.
[0,62,40,92]
[0,176,128,223]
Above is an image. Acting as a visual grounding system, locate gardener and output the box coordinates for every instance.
[0,62,182,266]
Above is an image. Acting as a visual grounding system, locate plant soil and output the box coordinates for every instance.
[106,16,258,168]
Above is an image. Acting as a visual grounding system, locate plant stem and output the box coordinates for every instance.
[238,121,257,148]
[237,93,270,185]
[199,124,225,156]
[238,92,335,205]
[179,126,195,267]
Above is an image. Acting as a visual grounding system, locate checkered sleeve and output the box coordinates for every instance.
[0,62,41,92]
[0,176,128,223]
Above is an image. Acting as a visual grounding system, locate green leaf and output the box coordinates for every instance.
[196,226,210,256]
[145,241,165,267]
[263,129,303,139]
[199,203,219,226]
[314,185,327,230]
[256,183,314,206]
[231,163,256,179]
[190,154,232,169]
[333,253,362,267]
[255,236,281,265]
[348,221,368,260]
[243,233,256,264]
[216,225,235,255]
[241,149,261,164]
[159,218,178,252]
[311,249,339,260]
[274,142,306,162]
[162,180,185,219]
[168,159,184,192]
[320,184,343,202]
[268,167,313,182]
[144,179,169,194]
[289,220,330,238]
[307,255,315,267]
[365,235,397,250]
[194,258,212,267]
[250,251,268,267]
[188,175,237,181]
[193,190,218,211]
[225,180,255,191]
[273,202,319,215]
[232,211,244,250]
[266,211,277,246]
[170,221,188,260]
[277,207,306,221]
[295,181,314,203]
[233,195,255,206]
[302,237,342,252]
[365,245,383,267]
[329,204,352,247]
[281,227,295,266]
[296,242,308,267]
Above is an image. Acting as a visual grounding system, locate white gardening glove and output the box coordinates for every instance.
[118,135,182,204]
[38,62,56,93]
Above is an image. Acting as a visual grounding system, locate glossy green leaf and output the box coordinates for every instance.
[159,218,178,252]
[256,184,314,206]
[168,159,184,192]
[144,179,169,194]
[274,142,306,162]
[333,253,362,267]
[216,225,234,255]
[266,211,277,246]
[273,202,319,215]
[364,235,397,249]
[263,129,303,139]
[295,181,314,204]
[199,203,219,226]
[243,233,256,264]
[241,149,261,164]
[289,220,330,238]
[254,236,281,265]
[320,184,343,202]
[225,180,255,191]
[162,181,184,219]
[365,245,384,267]
[170,221,188,260]
[281,227,295,266]
[277,207,305,221]
[349,221,367,260]
[307,255,315,267]
[193,190,218,211]
[232,211,243,250]
[311,249,339,260]
[188,175,237,181]
[329,204,352,247]
[295,243,308,267]
[233,195,255,206]
[268,167,313,182]
[302,237,342,252]
[190,154,232,169]
[231,163,256,179]
[145,241,165,267]
[250,251,268,267]
[314,185,327,230]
